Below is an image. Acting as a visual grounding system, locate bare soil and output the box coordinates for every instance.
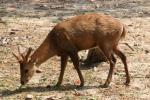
[0,0,150,100]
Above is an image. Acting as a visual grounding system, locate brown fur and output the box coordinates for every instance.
[13,13,130,87]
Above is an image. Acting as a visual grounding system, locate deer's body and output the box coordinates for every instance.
[13,13,130,87]
[32,13,124,65]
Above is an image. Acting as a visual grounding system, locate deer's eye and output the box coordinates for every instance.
[25,70,28,73]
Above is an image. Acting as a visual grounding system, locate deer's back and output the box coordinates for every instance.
[51,13,124,51]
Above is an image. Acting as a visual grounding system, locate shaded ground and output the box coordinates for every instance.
[0,0,150,99]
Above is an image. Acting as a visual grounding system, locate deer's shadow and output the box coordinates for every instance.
[1,84,104,97]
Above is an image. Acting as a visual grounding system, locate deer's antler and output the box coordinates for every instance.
[25,47,32,61]
[12,52,21,61]
[18,46,25,60]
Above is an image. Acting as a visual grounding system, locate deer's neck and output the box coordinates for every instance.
[31,35,57,67]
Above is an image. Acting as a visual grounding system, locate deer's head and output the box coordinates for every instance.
[13,47,41,85]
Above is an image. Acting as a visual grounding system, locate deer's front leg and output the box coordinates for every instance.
[70,53,84,87]
[55,55,68,87]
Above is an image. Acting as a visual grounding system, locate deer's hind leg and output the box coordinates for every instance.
[113,47,130,85]
[98,44,116,88]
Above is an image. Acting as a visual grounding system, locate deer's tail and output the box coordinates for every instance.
[121,26,126,39]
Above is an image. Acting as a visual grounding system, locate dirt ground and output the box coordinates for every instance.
[0,0,150,100]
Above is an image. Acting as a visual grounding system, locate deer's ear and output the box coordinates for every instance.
[36,68,42,73]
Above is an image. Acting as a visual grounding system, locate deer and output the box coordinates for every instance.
[13,13,130,88]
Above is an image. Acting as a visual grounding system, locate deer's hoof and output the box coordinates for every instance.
[102,83,110,88]
[76,83,84,88]
[124,82,130,86]
[80,83,84,87]
[46,85,52,88]
[124,79,130,86]
[55,83,61,87]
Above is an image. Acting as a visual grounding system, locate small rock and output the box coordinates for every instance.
[11,29,20,31]
[3,60,8,63]
[21,36,32,40]
[42,96,54,100]
[25,94,33,100]
[145,74,150,78]
[34,4,49,10]
[74,80,80,86]
[128,24,133,26]
[46,97,55,100]
[0,37,10,46]
[93,67,97,72]
[74,89,82,96]
[9,31,16,35]
[37,96,54,100]
[89,0,96,2]
[14,36,19,40]
[50,5,64,9]
[86,89,98,95]
[145,50,149,54]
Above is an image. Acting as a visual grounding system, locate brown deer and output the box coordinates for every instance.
[13,13,130,88]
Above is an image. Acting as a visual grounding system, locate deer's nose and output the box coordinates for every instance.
[21,81,25,85]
